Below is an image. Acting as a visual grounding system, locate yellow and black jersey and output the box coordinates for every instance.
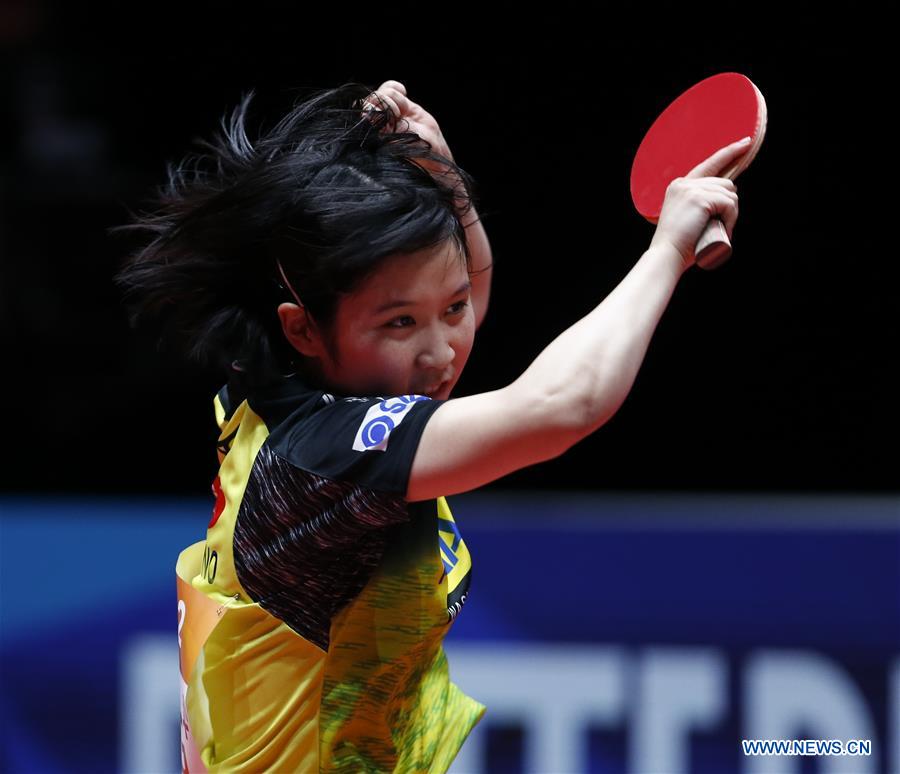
[176,367,484,773]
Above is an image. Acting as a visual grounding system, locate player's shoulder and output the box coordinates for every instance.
[267,386,444,495]
[280,391,442,455]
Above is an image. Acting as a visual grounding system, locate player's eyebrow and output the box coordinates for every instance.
[372,280,471,315]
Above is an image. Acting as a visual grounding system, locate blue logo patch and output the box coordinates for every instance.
[352,395,430,452]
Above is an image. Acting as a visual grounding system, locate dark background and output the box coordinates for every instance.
[0,5,894,496]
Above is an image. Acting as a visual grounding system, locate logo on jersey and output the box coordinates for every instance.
[438,498,472,621]
[352,395,430,452]
[208,475,226,529]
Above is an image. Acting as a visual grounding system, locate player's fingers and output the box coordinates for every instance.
[363,91,399,117]
[713,189,740,240]
[685,177,738,194]
[710,177,737,192]
[374,82,433,127]
[690,181,738,209]
[676,181,739,239]
[361,91,402,130]
[381,87,415,118]
[687,138,752,179]
[377,80,407,95]
[368,81,411,113]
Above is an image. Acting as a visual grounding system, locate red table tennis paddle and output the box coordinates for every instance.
[630,72,767,270]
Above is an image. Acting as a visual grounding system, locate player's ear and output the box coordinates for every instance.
[278,302,326,359]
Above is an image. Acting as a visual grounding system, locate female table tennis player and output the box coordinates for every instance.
[114,80,747,772]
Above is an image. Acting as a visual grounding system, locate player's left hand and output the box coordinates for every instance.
[361,80,455,171]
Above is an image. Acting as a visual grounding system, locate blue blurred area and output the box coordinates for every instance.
[1,493,898,774]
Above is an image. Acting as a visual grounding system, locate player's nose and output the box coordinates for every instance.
[416,327,455,370]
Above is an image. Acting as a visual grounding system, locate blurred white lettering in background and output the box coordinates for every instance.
[117,637,896,774]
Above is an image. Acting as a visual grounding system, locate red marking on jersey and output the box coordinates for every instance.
[209,476,225,529]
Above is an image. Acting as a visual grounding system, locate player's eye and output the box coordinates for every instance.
[387,315,416,329]
[385,300,467,329]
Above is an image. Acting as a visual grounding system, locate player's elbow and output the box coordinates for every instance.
[512,378,598,461]
[530,368,633,457]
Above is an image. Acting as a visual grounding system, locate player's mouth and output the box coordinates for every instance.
[420,379,450,399]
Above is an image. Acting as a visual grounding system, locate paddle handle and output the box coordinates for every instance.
[695,216,731,270]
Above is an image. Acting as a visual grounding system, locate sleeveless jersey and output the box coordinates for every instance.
[176,369,485,772]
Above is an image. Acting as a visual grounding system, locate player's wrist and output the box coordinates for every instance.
[646,238,693,277]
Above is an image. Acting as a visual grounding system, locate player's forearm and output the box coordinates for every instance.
[461,204,492,330]
[514,242,686,441]
[427,147,493,329]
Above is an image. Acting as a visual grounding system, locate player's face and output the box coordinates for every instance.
[317,240,475,400]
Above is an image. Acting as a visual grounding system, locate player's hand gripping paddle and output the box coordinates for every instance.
[630,72,767,270]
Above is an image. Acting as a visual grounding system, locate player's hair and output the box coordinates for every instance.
[111,82,479,384]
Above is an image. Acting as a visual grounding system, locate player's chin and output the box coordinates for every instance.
[421,380,451,401]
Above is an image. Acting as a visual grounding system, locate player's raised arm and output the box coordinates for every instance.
[406,138,751,502]
[362,81,493,330]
